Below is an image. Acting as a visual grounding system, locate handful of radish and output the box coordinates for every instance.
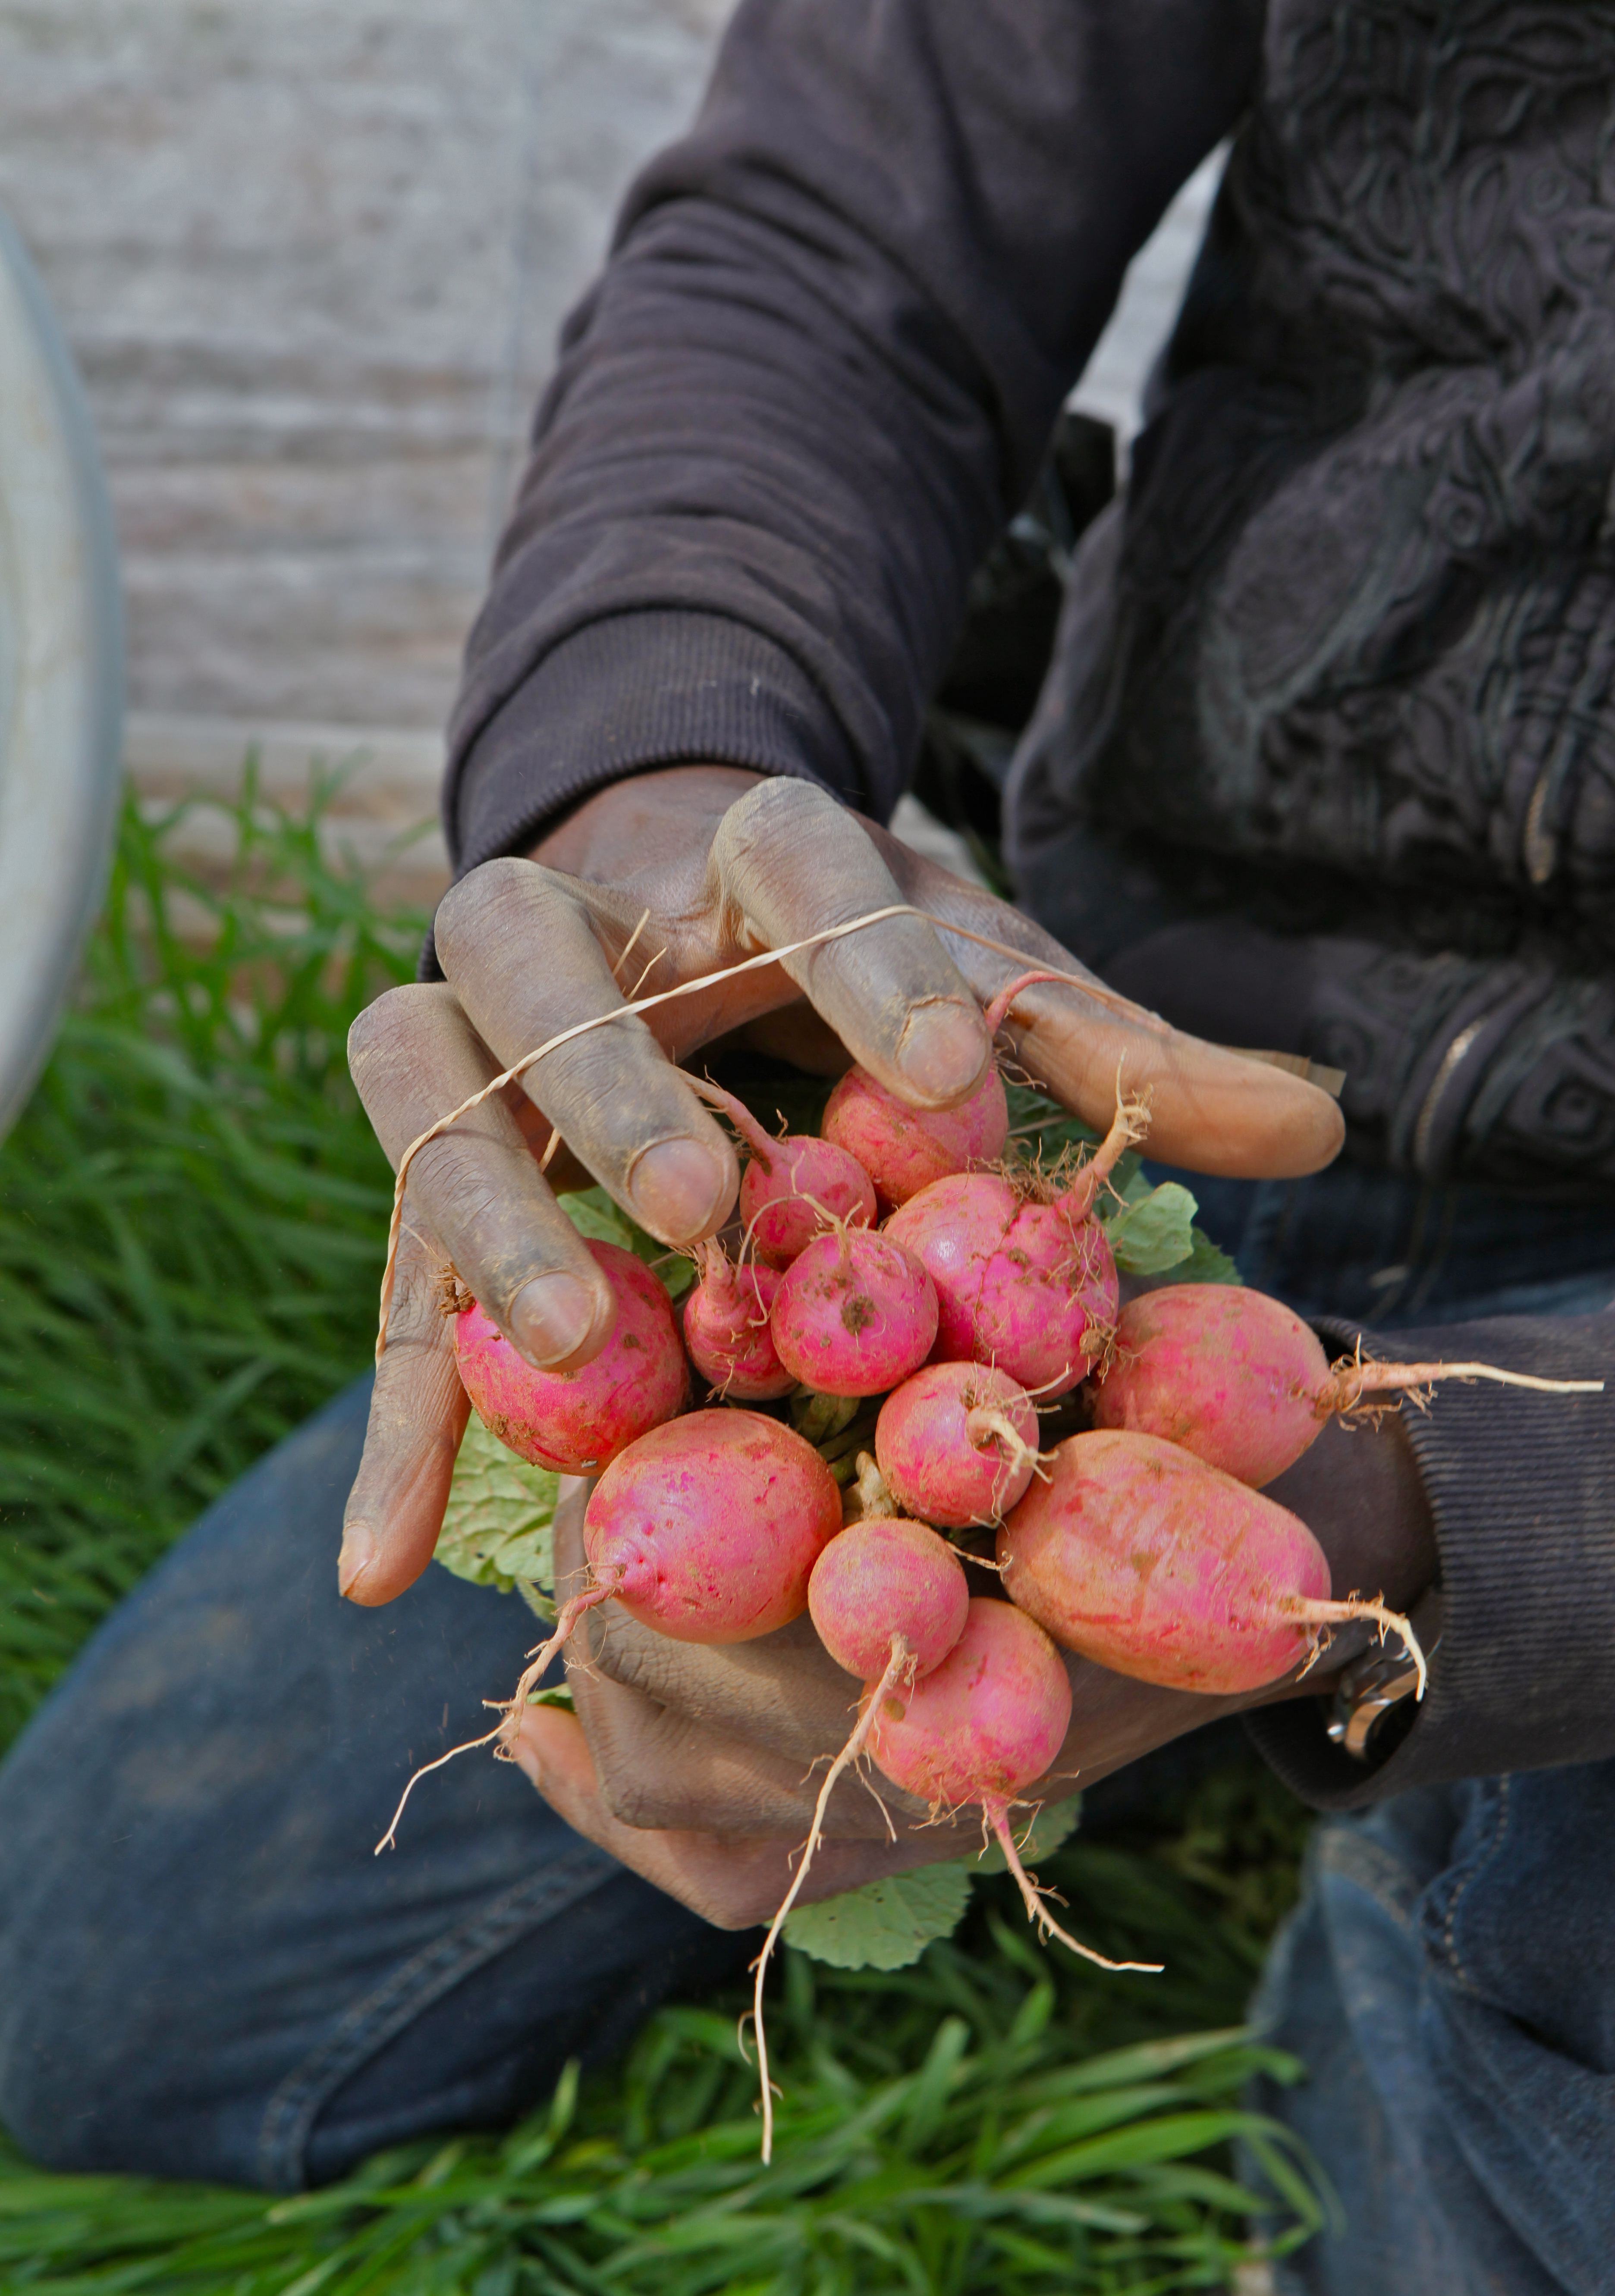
[408,969,1599,2159]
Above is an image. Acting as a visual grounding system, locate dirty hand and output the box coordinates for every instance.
[504,1417,1434,1929]
[340,764,1344,1607]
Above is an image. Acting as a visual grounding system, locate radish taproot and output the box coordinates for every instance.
[682,1243,794,1400]
[883,1096,1141,1400]
[454,1240,688,1473]
[866,1599,1160,1975]
[875,1361,1040,1527]
[691,1076,875,1266]
[770,1223,938,1396]
[377,1410,841,1852]
[999,1428,1427,1697]
[750,1515,972,2157]
[1091,1283,1604,1487]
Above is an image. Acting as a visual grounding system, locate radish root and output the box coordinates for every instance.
[1279,1590,1430,1698]
[372,1575,620,1854]
[1320,1355,1603,1416]
[985,1800,1163,1974]
[751,1634,918,2163]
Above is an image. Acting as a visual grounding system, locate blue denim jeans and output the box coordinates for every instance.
[2,1156,1614,2275]
[1181,1161,1615,2296]
[0,1380,750,2189]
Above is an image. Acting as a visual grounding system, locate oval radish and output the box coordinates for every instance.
[875,1361,1040,1527]
[1091,1282,1603,1487]
[998,1428,1426,1697]
[770,1224,938,1397]
[453,1241,687,1473]
[682,1242,794,1400]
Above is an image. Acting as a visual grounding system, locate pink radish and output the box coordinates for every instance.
[875,1361,1040,1527]
[817,968,1073,1210]
[1091,1283,1603,1488]
[808,1515,971,1683]
[682,1242,794,1400]
[999,1428,1428,1697]
[377,1411,840,1851]
[750,1521,971,2160]
[770,1223,938,1397]
[453,1241,688,1473]
[821,1063,1008,1211]
[691,1076,875,1266]
[883,1104,1136,1396]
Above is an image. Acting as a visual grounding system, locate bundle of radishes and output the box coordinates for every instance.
[418,972,1598,2159]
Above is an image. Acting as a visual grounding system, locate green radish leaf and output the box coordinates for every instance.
[1176,1226,1245,1286]
[558,1184,694,1300]
[977,1794,1084,1873]
[1102,1181,1198,1274]
[784,1862,974,1969]
[435,1415,559,1620]
[1003,1082,1144,1199]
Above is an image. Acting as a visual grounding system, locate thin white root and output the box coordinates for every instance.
[372,1576,618,1855]
[1326,1356,1603,1413]
[1279,1591,1430,1700]
[987,1802,1162,1974]
[751,1635,917,2164]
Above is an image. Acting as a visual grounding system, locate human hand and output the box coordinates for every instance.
[340,764,1344,1606]
[506,1415,1432,1929]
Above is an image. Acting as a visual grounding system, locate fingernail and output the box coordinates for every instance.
[509,1271,597,1366]
[338,1522,375,1598]
[509,1735,542,1791]
[896,1002,989,1100]
[628,1137,728,1239]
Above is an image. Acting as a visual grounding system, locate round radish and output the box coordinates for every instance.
[808,1516,970,1682]
[770,1224,938,1397]
[682,1243,794,1400]
[821,1063,1008,1211]
[875,1361,1040,1527]
[377,1409,841,1857]
[998,1428,1427,1697]
[690,1075,875,1266]
[453,1241,687,1473]
[1091,1282,1603,1488]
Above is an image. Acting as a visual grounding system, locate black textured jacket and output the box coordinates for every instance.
[439,0,1615,1807]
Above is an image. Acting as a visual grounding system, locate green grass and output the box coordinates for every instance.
[0,783,1323,2291]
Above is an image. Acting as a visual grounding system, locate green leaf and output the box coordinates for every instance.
[1175,1226,1244,1285]
[1102,1182,1198,1275]
[784,1862,974,1969]
[435,1415,559,1618]
[557,1185,693,1300]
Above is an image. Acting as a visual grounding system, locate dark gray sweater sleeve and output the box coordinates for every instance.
[1245,1314,1615,1809]
[443,0,1265,878]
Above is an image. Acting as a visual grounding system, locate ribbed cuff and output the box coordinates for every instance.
[420,610,862,979]
[1245,1313,1615,1811]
